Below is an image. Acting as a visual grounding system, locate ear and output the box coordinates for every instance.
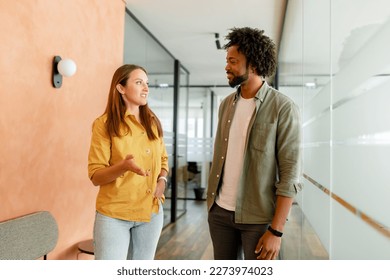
[116,84,124,94]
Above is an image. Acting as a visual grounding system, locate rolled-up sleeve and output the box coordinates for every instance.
[275,101,303,197]
[160,138,169,173]
[88,117,111,180]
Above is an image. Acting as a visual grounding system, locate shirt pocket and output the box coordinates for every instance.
[250,122,276,152]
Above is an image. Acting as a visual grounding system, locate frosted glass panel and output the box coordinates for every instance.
[301,182,331,252]
[333,146,390,226]
[303,89,331,124]
[332,203,390,259]
[330,1,390,259]
[333,79,390,140]
[303,113,331,144]
[301,0,332,259]
[303,147,330,188]
[278,0,390,259]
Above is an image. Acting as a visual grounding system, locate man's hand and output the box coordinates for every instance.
[255,230,281,260]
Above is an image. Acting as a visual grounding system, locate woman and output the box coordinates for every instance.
[88,64,168,260]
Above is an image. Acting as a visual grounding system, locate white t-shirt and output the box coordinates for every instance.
[216,95,256,211]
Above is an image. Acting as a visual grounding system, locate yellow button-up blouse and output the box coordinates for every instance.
[88,112,169,222]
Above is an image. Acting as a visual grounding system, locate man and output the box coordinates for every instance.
[207,27,302,260]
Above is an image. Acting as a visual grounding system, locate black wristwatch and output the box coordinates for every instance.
[267,225,283,237]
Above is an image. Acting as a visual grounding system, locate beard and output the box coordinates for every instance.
[228,69,249,88]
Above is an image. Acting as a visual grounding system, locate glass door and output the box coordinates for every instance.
[124,10,189,227]
[175,62,189,219]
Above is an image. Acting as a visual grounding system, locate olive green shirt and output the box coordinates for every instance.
[207,82,303,224]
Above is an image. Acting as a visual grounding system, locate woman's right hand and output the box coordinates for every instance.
[123,154,149,176]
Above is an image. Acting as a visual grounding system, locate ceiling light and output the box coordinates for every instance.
[305,82,316,88]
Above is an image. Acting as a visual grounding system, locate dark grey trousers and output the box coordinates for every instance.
[208,203,268,260]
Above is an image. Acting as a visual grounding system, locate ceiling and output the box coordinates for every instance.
[124,0,390,99]
[125,0,287,95]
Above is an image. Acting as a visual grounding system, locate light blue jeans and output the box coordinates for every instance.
[93,204,163,260]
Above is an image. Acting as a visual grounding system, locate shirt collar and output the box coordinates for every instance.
[255,81,269,103]
[125,110,132,117]
[234,81,269,103]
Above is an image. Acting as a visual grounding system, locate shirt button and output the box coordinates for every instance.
[224,138,227,141]
[145,148,151,154]
[228,120,231,123]
[221,156,224,159]
[216,174,219,178]
[211,193,215,196]
[146,189,152,194]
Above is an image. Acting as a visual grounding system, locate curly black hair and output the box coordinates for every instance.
[223,27,277,78]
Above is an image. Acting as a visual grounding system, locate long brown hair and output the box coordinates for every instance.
[103,64,163,140]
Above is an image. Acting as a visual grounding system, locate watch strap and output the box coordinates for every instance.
[267,225,283,237]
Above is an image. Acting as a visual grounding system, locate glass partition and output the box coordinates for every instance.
[278,0,390,259]
[124,10,189,227]
[175,64,189,216]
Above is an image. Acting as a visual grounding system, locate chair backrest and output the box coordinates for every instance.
[0,211,58,260]
[187,161,200,174]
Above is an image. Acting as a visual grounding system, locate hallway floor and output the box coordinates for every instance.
[156,200,328,260]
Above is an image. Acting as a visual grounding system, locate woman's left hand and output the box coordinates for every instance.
[154,180,166,199]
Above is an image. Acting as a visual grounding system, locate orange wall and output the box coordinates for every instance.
[0,0,125,259]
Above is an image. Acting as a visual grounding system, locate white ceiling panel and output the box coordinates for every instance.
[125,0,287,87]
